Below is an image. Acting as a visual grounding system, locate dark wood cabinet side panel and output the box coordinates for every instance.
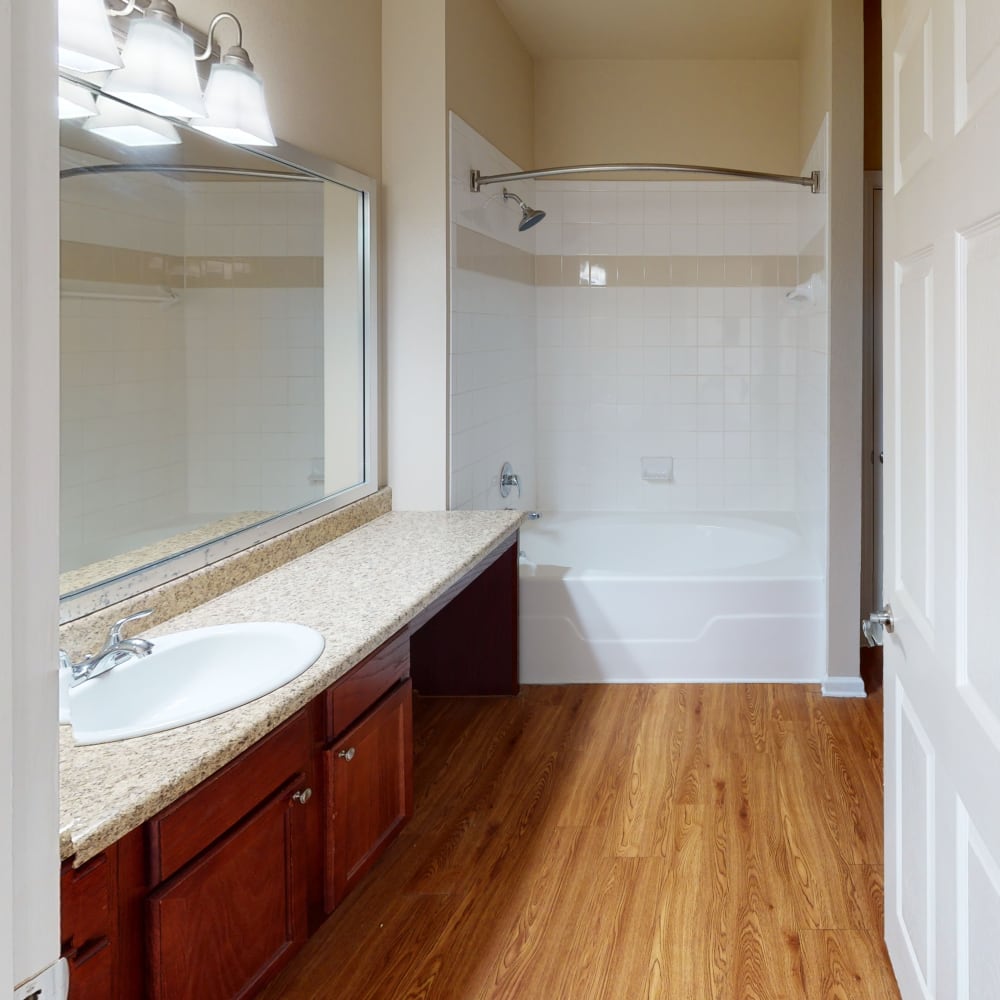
[410,540,519,696]
[148,776,308,1000]
[149,710,309,883]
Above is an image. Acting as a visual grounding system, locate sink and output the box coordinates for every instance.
[66,622,325,745]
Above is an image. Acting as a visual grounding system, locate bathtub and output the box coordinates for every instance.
[518,512,825,683]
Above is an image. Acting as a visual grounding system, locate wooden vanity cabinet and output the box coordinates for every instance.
[60,533,517,998]
[146,711,312,1000]
[324,679,413,908]
[321,630,413,911]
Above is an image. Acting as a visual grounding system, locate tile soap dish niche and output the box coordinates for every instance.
[641,456,674,483]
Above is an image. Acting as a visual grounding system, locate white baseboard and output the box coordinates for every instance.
[821,676,867,698]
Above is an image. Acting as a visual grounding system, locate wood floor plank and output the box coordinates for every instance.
[547,684,651,828]
[607,685,678,857]
[799,929,903,1000]
[261,684,900,1000]
[803,699,884,865]
[646,804,719,999]
[848,864,887,937]
[771,726,865,930]
[470,826,620,1000]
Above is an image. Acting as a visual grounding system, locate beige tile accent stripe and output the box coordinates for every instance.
[454,226,534,285]
[60,240,323,289]
[453,224,801,288]
[535,254,800,288]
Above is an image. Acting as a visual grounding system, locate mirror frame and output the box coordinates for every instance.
[58,118,380,624]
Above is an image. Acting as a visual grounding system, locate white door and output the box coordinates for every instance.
[883,0,1000,997]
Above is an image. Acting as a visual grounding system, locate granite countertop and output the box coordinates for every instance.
[60,509,522,866]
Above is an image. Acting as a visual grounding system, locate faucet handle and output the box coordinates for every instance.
[109,609,153,645]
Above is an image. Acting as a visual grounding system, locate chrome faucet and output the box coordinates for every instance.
[63,609,155,687]
[499,461,521,499]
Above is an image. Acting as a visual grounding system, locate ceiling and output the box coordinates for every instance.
[493,0,806,61]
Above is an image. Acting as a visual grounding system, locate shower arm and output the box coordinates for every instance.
[471,163,821,194]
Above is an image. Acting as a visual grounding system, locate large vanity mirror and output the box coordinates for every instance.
[59,87,377,621]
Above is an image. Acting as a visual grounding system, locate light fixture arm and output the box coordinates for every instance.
[106,0,138,17]
[195,11,252,69]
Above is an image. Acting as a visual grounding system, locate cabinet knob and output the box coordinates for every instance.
[292,787,312,805]
[337,747,356,761]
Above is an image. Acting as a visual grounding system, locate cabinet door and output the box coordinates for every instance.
[148,775,310,1000]
[325,680,413,909]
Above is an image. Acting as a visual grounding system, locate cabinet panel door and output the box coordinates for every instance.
[148,775,308,1000]
[325,680,413,909]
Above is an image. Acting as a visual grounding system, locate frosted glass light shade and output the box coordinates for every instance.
[58,79,99,120]
[58,0,123,73]
[104,18,205,119]
[83,98,182,147]
[191,61,276,146]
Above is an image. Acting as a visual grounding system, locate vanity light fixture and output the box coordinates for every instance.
[103,0,206,119]
[190,12,275,146]
[58,79,99,120]
[57,0,125,73]
[57,0,275,148]
[83,96,182,146]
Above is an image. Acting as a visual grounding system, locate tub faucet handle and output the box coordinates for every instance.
[499,461,521,499]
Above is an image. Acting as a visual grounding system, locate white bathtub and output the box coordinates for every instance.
[519,512,825,683]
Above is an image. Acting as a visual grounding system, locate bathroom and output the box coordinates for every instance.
[5,0,1000,998]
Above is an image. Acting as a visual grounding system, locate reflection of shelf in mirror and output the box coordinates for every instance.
[60,279,180,308]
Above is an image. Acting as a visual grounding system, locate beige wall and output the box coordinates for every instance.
[183,0,381,177]
[799,0,832,165]
[446,0,534,167]
[534,58,801,174]
[382,0,450,509]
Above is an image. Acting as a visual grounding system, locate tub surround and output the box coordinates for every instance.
[60,508,522,867]
[519,511,824,683]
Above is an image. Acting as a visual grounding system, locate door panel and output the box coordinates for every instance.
[884,1,1000,998]
[893,251,935,634]
[895,682,936,995]
[956,799,1000,999]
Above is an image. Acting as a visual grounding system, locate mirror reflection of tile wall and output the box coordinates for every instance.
[60,165,328,584]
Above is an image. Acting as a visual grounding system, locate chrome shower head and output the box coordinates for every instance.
[503,188,546,231]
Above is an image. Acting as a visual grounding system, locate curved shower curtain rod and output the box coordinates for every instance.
[471,163,821,194]
[59,163,321,182]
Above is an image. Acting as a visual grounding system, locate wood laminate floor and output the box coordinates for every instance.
[262,684,900,1000]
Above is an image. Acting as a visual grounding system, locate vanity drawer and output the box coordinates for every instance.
[326,631,410,739]
[149,710,310,883]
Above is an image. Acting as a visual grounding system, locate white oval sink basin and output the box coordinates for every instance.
[68,622,325,745]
